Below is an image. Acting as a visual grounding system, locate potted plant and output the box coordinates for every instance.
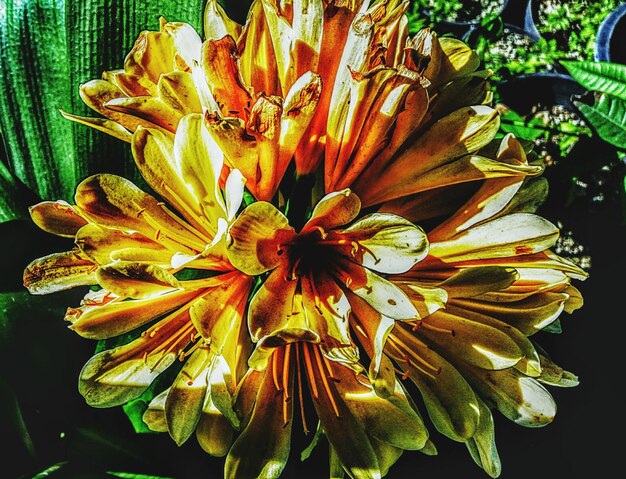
[595,2,626,63]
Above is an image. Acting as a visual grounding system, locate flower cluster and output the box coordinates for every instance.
[24,1,586,478]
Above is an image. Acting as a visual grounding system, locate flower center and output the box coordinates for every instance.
[278,227,340,279]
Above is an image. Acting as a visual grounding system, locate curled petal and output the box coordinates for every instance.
[340,213,429,274]
[227,201,295,275]
[335,258,417,320]
[304,189,362,232]
[29,200,88,238]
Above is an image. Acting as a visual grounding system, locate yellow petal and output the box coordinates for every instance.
[302,273,359,368]
[202,35,253,117]
[59,110,133,142]
[461,365,556,427]
[465,398,501,478]
[227,201,295,275]
[358,106,501,206]
[204,0,242,41]
[304,344,382,479]
[333,364,429,451]
[29,200,87,238]
[416,310,524,370]
[165,345,212,445]
[440,266,520,298]
[79,308,194,407]
[157,71,202,114]
[75,223,166,265]
[75,174,206,253]
[225,348,293,479]
[336,258,418,320]
[96,262,182,299]
[388,325,480,441]
[23,251,96,294]
[172,114,228,230]
[196,396,234,456]
[105,96,183,132]
[340,213,429,274]
[68,289,200,340]
[123,30,176,93]
[143,389,169,432]
[189,271,251,349]
[304,189,361,232]
[428,213,559,263]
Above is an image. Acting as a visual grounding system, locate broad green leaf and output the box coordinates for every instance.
[0,155,30,222]
[575,94,626,149]
[562,60,626,101]
[0,1,207,207]
[0,0,77,202]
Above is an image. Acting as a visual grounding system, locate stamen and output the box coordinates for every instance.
[321,354,340,383]
[272,350,282,392]
[312,346,341,418]
[420,321,455,335]
[302,344,318,398]
[295,345,309,434]
[313,226,327,239]
[283,344,292,401]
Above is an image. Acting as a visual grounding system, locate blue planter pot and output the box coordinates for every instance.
[595,3,626,63]
[500,0,541,42]
[420,0,510,39]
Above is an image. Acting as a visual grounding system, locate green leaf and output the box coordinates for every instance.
[499,110,546,141]
[30,463,69,479]
[0,1,206,206]
[0,155,30,222]
[0,0,77,202]
[542,318,562,334]
[121,382,160,434]
[575,94,626,149]
[561,60,626,101]
[106,473,174,479]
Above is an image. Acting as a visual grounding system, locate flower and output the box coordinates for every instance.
[24,113,253,452]
[23,0,587,478]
